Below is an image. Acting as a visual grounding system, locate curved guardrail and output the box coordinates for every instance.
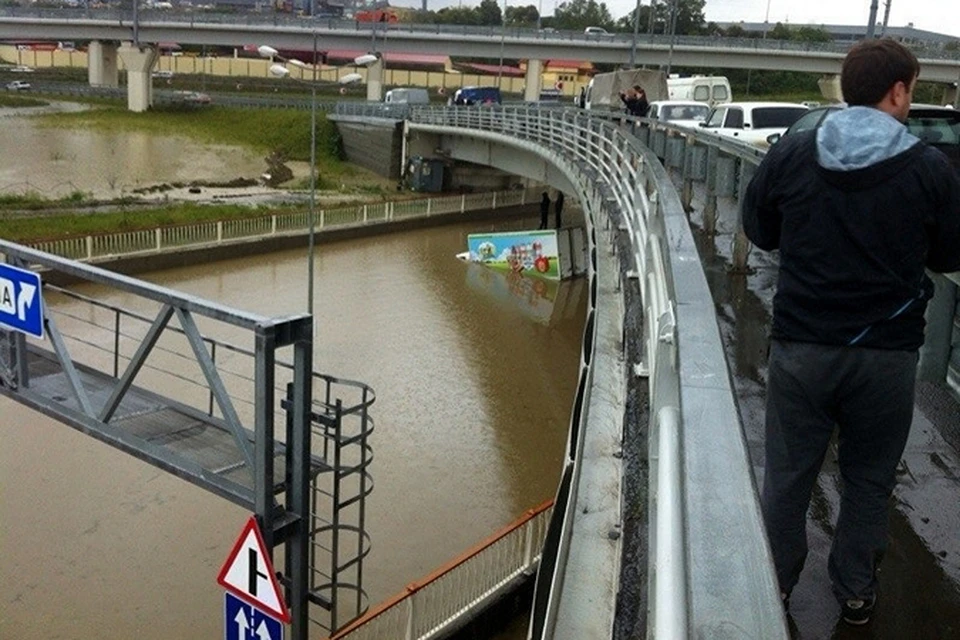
[382,104,787,637]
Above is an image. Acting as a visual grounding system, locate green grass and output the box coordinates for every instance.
[0,202,288,243]
[0,190,91,211]
[0,93,48,108]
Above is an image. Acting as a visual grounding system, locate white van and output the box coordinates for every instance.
[667,76,732,107]
[384,87,431,105]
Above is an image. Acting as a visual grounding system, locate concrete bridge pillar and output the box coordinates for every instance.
[118,43,159,113]
[943,83,958,108]
[524,59,543,102]
[366,57,384,102]
[818,74,842,103]
[88,40,119,88]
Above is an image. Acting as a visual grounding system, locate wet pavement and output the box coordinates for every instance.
[689,197,960,639]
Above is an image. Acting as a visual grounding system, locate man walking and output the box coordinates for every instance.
[539,191,550,230]
[554,191,565,229]
[742,38,960,625]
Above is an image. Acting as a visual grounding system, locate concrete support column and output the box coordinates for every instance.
[118,42,159,113]
[943,83,958,108]
[524,59,543,102]
[817,74,842,103]
[88,40,119,88]
[366,57,384,102]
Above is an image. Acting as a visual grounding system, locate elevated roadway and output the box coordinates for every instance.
[1,9,959,82]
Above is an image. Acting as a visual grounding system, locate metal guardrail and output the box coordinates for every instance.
[1,8,959,60]
[378,103,787,636]
[329,502,552,640]
[27,188,539,261]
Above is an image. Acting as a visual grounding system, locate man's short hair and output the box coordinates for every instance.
[841,38,919,106]
[633,85,643,92]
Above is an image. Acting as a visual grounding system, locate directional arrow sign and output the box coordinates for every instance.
[217,516,291,624]
[0,264,43,339]
[224,592,283,640]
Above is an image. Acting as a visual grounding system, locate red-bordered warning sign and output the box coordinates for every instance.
[217,516,291,624]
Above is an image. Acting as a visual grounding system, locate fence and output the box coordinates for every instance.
[330,502,552,640]
[28,188,540,262]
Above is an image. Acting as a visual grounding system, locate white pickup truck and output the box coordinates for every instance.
[5,80,31,91]
[698,101,809,147]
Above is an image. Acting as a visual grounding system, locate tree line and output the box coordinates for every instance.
[406,0,834,42]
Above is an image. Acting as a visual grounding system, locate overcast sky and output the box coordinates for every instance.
[393,0,960,38]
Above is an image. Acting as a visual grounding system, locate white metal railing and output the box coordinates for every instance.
[27,188,540,262]
[396,105,787,638]
[329,502,552,640]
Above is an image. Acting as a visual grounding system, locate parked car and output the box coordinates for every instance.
[699,101,809,147]
[451,86,501,106]
[384,87,430,105]
[6,80,31,91]
[173,90,211,105]
[584,26,613,37]
[9,65,34,73]
[768,103,960,172]
[152,69,174,79]
[647,100,712,128]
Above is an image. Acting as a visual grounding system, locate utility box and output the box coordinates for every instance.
[406,156,446,192]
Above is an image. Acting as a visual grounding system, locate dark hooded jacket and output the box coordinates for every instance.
[743,106,960,351]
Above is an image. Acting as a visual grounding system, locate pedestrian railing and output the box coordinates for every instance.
[27,188,540,262]
[396,104,788,638]
[329,501,552,640]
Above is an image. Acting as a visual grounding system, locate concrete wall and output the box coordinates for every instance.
[336,120,404,179]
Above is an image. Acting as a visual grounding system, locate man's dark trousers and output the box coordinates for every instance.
[761,340,917,602]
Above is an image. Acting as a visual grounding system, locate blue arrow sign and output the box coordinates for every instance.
[225,592,283,640]
[0,264,43,339]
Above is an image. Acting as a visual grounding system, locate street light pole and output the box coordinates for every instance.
[629,0,641,67]
[497,0,507,89]
[308,30,317,327]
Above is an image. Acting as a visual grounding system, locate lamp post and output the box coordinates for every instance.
[258,44,377,327]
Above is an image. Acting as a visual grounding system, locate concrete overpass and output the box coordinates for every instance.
[1,10,959,111]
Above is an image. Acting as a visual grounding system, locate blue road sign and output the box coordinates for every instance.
[225,592,284,640]
[0,264,43,339]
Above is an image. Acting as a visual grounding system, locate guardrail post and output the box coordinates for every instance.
[271,215,277,235]
[731,161,757,273]
[703,146,719,235]
[320,209,325,227]
[389,201,394,220]
[492,191,498,209]
[461,194,466,213]
[405,589,416,640]
[86,236,93,260]
[155,228,161,251]
[217,221,223,244]
[426,199,432,216]
[363,205,368,223]
[681,136,695,213]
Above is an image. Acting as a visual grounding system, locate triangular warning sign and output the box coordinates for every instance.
[217,516,291,624]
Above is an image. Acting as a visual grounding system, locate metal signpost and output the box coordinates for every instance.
[219,516,290,640]
[0,263,43,339]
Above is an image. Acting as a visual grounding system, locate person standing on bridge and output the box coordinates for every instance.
[539,191,551,230]
[743,38,960,626]
[619,85,649,118]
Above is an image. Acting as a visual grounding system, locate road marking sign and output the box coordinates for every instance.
[217,516,291,624]
[0,264,43,339]
[224,592,283,640]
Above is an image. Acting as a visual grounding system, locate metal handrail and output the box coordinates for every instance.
[391,104,786,637]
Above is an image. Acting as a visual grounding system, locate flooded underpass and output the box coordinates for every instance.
[685,174,960,639]
[0,214,588,640]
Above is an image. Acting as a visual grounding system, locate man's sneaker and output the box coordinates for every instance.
[841,596,876,625]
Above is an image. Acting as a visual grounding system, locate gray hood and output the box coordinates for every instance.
[816,106,920,171]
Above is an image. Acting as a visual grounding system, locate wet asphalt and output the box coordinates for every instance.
[689,194,960,639]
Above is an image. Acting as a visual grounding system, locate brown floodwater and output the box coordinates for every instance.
[0,108,266,198]
[0,217,587,639]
